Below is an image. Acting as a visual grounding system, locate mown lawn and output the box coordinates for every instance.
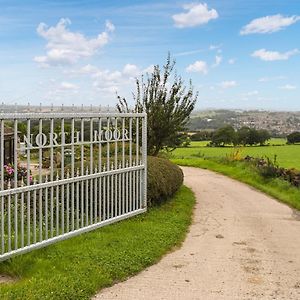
[173,157,300,211]
[0,186,195,300]
[173,139,300,170]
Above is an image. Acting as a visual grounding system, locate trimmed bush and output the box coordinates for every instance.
[147,156,183,206]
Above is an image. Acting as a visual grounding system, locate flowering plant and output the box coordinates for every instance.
[4,164,32,183]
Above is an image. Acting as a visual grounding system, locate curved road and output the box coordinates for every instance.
[94,167,300,300]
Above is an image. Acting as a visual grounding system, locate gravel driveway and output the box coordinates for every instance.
[93,167,300,300]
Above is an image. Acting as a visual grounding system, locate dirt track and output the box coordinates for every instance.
[94,167,300,299]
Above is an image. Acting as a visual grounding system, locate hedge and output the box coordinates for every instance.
[147,156,183,206]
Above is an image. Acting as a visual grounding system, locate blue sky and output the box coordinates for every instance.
[0,0,299,110]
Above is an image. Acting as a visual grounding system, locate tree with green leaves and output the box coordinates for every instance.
[117,54,198,156]
[211,125,236,146]
[287,131,300,144]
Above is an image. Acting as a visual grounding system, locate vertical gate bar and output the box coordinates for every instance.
[129,118,132,212]
[136,117,139,164]
[85,168,89,226]
[129,169,132,213]
[98,118,102,221]
[90,118,93,173]
[126,162,128,213]
[81,178,84,228]
[44,176,48,240]
[39,187,42,242]
[90,118,94,224]
[56,174,59,236]
[98,118,102,171]
[103,171,106,220]
[76,169,80,229]
[111,171,114,217]
[26,119,31,246]
[136,169,139,209]
[98,176,102,222]
[118,166,121,216]
[106,117,110,171]
[8,192,11,251]
[122,118,125,168]
[80,118,84,176]
[122,170,125,215]
[61,118,65,234]
[66,171,70,232]
[139,168,142,209]
[27,190,31,246]
[114,118,118,217]
[71,118,75,231]
[90,175,93,224]
[136,168,138,210]
[20,182,24,248]
[98,118,102,222]
[94,169,97,223]
[14,119,18,249]
[80,118,84,227]
[38,119,43,242]
[142,115,147,208]
[115,168,117,217]
[129,117,132,166]
[138,168,140,209]
[33,184,36,243]
[115,117,118,168]
[122,117,125,215]
[107,172,110,219]
[132,167,136,211]
[50,118,54,238]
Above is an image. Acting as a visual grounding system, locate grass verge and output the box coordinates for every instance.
[0,186,195,300]
[172,158,300,211]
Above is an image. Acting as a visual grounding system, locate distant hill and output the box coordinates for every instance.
[188,110,300,136]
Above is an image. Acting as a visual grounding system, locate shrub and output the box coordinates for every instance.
[147,156,183,206]
[287,131,300,144]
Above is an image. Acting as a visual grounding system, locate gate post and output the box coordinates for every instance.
[142,113,147,209]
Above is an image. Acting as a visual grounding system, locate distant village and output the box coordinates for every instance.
[188,110,300,137]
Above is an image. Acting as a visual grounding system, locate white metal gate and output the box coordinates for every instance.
[0,109,147,261]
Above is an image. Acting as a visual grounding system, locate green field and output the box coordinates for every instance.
[173,139,300,170]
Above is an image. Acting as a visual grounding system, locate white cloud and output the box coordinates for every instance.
[279,84,296,90]
[172,3,218,28]
[89,63,153,93]
[60,81,79,90]
[212,55,222,67]
[245,90,258,96]
[34,18,115,66]
[241,14,300,35]
[258,76,286,82]
[209,44,222,51]
[186,60,208,74]
[252,48,299,61]
[174,49,204,57]
[220,80,237,89]
[105,20,115,32]
[228,58,235,64]
[122,64,140,77]
[142,64,155,74]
